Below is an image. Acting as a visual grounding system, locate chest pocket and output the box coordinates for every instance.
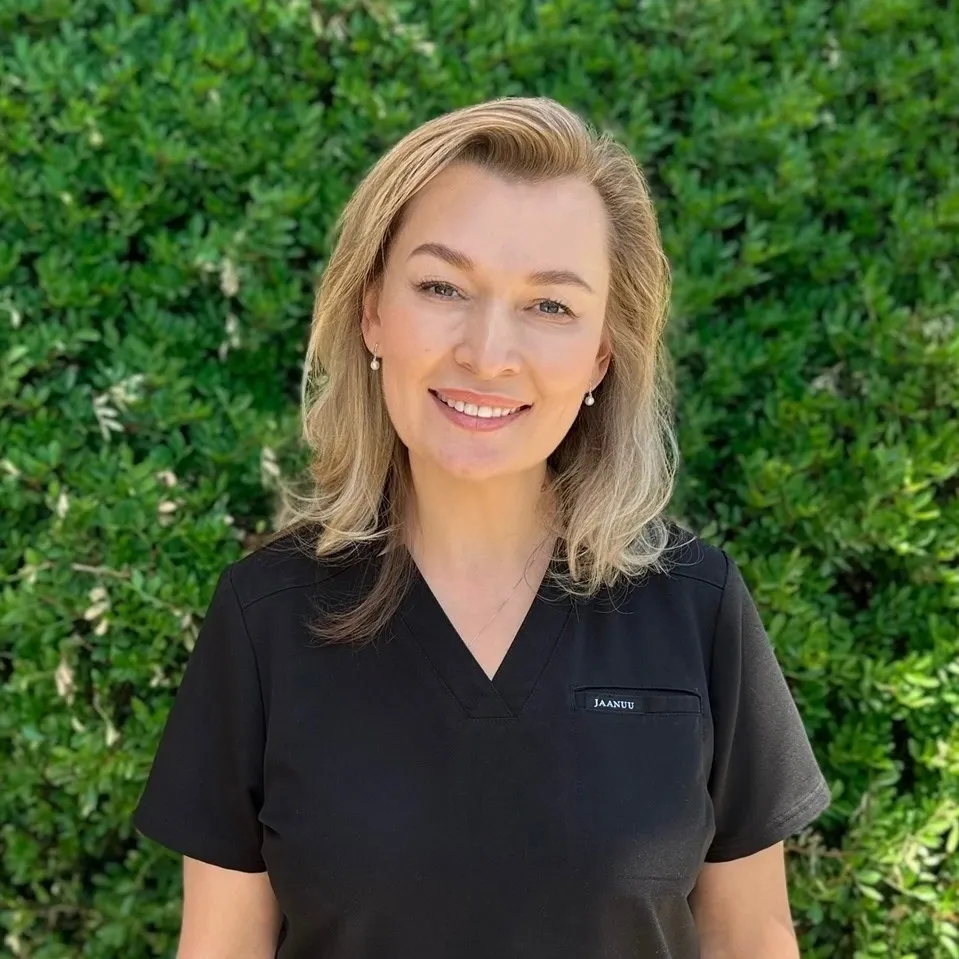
[571,686,702,715]
[567,685,707,884]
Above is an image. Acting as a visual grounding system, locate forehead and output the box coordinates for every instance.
[392,164,610,288]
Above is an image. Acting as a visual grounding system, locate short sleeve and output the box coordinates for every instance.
[704,552,832,862]
[133,565,267,872]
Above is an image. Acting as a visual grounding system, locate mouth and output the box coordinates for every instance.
[429,389,531,420]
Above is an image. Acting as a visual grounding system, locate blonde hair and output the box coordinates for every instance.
[266,95,691,645]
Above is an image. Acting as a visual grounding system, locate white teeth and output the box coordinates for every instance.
[436,393,522,418]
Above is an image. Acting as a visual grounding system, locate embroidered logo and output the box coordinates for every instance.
[571,686,702,715]
[592,697,634,710]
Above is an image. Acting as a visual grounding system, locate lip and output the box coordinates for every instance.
[430,388,530,410]
[429,390,530,431]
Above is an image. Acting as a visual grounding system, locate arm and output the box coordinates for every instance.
[177,856,283,959]
[689,842,800,959]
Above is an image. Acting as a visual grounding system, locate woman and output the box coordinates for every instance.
[134,96,831,958]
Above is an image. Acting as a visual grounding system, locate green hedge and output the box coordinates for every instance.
[2,0,957,955]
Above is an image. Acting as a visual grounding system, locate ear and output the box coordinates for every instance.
[592,328,613,389]
[361,284,383,353]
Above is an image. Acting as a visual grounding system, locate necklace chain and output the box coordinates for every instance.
[468,533,553,646]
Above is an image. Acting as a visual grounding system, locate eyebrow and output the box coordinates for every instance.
[407,242,595,294]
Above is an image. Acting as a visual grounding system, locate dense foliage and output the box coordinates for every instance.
[2,0,956,955]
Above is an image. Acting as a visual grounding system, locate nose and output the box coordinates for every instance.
[452,299,520,378]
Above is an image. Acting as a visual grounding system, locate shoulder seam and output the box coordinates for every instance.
[706,550,733,694]
[231,545,362,613]
[667,569,724,590]
[227,565,268,723]
[238,560,360,613]
[659,528,726,589]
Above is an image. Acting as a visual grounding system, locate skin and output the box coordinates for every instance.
[361,161,612,577]
[175,163,801,958]
[690,842,801,958]
[177,859,282,958]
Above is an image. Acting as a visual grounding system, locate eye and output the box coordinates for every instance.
[415,280,576,318]
[536,298,576,318]
[416,280,460,299]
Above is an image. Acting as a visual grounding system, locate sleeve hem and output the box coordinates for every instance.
[133,805,267,874]
[704,778,832,863]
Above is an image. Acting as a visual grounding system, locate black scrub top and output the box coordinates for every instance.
[133,523,832,958]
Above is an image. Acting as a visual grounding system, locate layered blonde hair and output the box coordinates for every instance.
[266,95,691,645]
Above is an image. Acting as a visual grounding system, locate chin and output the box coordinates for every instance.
[426,448,521,483]
[436,461,508,482]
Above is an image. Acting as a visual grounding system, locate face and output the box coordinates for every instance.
[361,162,612,483]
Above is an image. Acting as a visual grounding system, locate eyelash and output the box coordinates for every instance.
[415,280,577,319]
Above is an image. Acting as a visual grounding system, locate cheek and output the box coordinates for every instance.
[532,338,599,396]
[377,304,444,434]
[383,301,446,371]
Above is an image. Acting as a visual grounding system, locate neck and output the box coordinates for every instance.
[404,453,557,576]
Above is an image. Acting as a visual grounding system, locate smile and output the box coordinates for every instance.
[429,390,531,431]
[432,390,528,418]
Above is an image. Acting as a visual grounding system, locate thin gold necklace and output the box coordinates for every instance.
[468,533,553,646]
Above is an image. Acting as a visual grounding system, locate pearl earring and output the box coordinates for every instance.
[583,388,595,406]
[370,344,380,371]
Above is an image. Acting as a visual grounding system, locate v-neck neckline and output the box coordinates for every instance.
[398,549,574,720]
